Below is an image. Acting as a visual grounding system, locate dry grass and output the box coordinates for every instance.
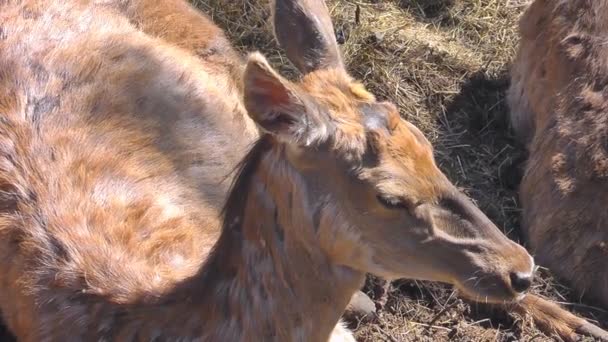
[192,0,608,340]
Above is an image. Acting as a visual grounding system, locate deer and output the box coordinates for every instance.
[508,0,608,339]
[0,0,603,341]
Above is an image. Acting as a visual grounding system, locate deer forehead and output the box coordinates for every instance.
[300,69,374,114]
[371,125,443,199]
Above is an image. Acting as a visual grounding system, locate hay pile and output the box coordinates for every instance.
[192,0,607,340]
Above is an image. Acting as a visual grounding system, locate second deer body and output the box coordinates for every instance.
[509,0,608,319]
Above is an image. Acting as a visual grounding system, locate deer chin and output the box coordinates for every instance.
[454,280,525,305]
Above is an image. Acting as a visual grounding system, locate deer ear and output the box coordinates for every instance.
[243,53,328,144]
[271,0,343,74]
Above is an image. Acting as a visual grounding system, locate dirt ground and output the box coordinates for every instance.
[0,1,606,341]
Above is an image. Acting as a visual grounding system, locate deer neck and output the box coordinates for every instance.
[144,140,365,341]
[205,144,365,341]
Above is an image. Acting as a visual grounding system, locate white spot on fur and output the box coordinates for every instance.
[170,253,185,267]
[327,321,356,342]
[156,194,183,220]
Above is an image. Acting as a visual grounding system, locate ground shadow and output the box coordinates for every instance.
[442,70,528,191]
[0,322,15,342]
[395,0,457,25]
[429,69,527,245]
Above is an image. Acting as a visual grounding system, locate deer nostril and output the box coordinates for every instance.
[509,272,533,293]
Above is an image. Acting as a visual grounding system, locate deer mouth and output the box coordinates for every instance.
[454,273,528,305]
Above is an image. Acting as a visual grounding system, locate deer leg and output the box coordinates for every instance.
[510,294,608,341]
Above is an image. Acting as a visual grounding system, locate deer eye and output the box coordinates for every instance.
[376,194,409,210]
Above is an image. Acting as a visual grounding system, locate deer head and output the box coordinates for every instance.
[241,0,534,303]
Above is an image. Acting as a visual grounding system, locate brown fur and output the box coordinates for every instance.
[0,0,542,340]
[508,0,608,339]
[509,0,608,310]
[510,295,608,341]
[0,1,256,339]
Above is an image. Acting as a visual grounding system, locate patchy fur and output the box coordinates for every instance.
[0,0,257,339]
[508,0,608,309]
